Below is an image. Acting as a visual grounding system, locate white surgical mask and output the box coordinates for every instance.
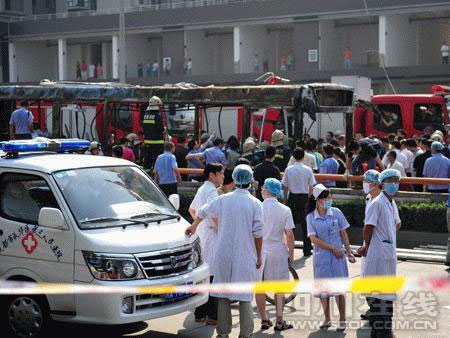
[363,182,372,194]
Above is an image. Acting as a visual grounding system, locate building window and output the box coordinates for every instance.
[67,0,95,9]
[46,0,56,9]
[5,0,24,12]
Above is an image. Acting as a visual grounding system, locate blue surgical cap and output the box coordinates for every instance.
[232,164,253,186]
[431,141,444,151]
[264,178,282,196]
[363,169,380,184]
[379,168,401,182]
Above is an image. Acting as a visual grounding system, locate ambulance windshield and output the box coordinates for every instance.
[53,166,178,229]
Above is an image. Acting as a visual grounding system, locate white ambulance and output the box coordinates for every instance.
[0,139,209,337]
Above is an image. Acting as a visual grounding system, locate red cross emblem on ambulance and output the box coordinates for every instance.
[22,232,38,255]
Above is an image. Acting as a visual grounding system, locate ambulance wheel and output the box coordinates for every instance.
[265,266,299,305]
[2,294,50,337]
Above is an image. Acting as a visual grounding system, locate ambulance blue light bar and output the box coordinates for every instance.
[0,138,90,153]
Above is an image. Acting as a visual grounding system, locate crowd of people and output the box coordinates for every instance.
[10,98,449,196]
[8,97,449,337]
[182,159,404,337]
[98,123,445,337]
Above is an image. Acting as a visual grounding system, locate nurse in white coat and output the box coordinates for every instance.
[188,163,224,324]
[360,169,381,321]
[255,178,295,332]
[185,164,263,338]
[357,169,401,338]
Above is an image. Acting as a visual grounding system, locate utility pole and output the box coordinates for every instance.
[119,0,126,83]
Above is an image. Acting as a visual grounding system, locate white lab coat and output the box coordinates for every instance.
[189,181,218,271]
[362,193,400,301]
[257,197,295,281]
[198,188,264,301]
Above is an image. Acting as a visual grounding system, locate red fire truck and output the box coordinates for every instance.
[354,85,450,139]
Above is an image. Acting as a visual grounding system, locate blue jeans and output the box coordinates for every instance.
[344,59,352,69]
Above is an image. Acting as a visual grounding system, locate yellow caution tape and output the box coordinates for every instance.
[350,276,407,294]
[0,275,447,296]
[254,280,298,294]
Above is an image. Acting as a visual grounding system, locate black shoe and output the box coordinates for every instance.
[274,320,293,331]
[260,319,273,330]
[303,252,312,257]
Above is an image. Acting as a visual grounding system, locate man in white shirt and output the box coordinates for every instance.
[189,163,224,325]
[400,140,413,176]
[152,60,159,77]
[282,148,316,256]
[186,164,263,338]
[382,141,407,170]
[385,150,406,177]
[253,54,260,72]
[187,58,193,75]
[358,169,401,338]
[255,178,295,331]
[88,63,95,79]
[405,139,423,176]
[441,41,449,64]
[287,141,317,171]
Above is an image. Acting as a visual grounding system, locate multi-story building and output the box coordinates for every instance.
[2,0,450,93]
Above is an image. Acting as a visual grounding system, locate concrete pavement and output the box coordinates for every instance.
[47,250,450,338]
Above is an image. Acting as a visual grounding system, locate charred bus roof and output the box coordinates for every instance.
[0,81,353,110]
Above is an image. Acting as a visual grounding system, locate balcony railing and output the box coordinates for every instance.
[9,0,270,22]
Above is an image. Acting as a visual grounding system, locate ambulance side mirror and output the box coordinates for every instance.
[38,208,68,230]
[168,194,180,211]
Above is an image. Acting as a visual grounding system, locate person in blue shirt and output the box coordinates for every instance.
[9,101,34,140]
[306,184,355,331]
[320,144,339,187]
[423,141,450,193]
[187,140,205,182]
[154,142,181,197]
[186,137,228,167]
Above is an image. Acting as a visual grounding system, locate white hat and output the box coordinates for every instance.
[312,184,328,200]
[243,139,256,153]
[271,129,285,147]
[147,96,162,110]
[126,133,142,145]
[149,96,162,105]
[430,133,443,143]
[88,141,100,151]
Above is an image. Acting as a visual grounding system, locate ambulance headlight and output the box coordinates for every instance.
[122,261,138,278]
[189,238,202,270]
[83,252,144,281]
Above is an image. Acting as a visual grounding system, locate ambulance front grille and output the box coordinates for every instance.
[135,244,193,279]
